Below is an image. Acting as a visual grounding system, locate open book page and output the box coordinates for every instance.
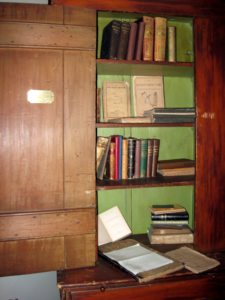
[103,244,173,275]
[98,206,131,245]
[166,246,220,274]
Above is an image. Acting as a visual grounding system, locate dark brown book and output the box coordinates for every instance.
[117,21,130,60]
[106,142,115,180]
[146,139,154,178]
[126,22,138,60]
[96,88,101,123]
[100,20,121,59]
[134,22,145,60]
[127,138,136,179]
[151,224,192,235]
[157,159,194,170]
[134,139,141,178]
[151,139,160,177]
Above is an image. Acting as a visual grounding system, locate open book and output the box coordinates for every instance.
[98,206,131,246]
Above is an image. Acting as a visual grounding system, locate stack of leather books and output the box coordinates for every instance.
[157,158,195,176]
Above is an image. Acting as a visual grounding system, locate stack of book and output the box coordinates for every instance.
[96,136,160,180]
[143,108,196,123]
[147,204,194,244]
[100,16,174,62]
[157,158,195,176]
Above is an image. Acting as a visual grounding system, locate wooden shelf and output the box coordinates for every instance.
[96,122,195,128]
[96,175,195,191]
[97,59,194,77]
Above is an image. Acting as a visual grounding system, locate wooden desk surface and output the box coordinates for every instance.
[57,234,225,300]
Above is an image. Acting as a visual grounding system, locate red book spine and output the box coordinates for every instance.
[134,22,145,60]
[114,136,120,180]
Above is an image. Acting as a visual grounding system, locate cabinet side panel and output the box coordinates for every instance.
[195,18,225,251]
[63,6,96,26]
[0,237,65,276]
[64,50,96,208]
[0,48,64,212]
[65,233,96,269]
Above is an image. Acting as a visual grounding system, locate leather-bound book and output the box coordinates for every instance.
[151,211,189,221]
[96,136,109,170]
[111,136,120,180]
[157,159,194,170]
[140,139,148,178]
[118,135,123,179]
[97,136,112,180]
[154,17,167,61]
[122,139,128,179]
[127,138,136,179]
[134,139,141,178]
[136,16,154,61]
[126,22,138,60]
[134,22,145,60]
[151,139,160,177]
[100,20,121,59]
[117,21,130,60]
[146,139,154,178]
[106,142,115,180]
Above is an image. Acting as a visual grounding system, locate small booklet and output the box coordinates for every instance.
[98,206,131,246]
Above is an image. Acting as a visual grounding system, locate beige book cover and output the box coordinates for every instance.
[154,17,167,61]
[102,81,131,122]
[133,76,165,117]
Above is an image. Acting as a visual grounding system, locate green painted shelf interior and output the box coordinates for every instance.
[97,12,195,234]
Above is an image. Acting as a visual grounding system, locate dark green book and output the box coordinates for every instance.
[140,139,148,178]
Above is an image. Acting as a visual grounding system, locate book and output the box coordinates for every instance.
[168,26,176,62]
[148,204,186,215]
[106,142,115,180]
[98,206,131,246]
[151,224,192,235]
[118,135,123,180]
[146,139,154,178]
[122,139,128,179]
[96,136,109,170]
[157,159,194,170]
[126,22,138,60]
[147,227,194,244]
[117,21,130,60]
[151,139,160,177]
[166,246,220,274]
[134,139,141,178]
[154,17,167,61]
[151,211,189,221]
[158,167,195,176]
[111,136,120,180]
[96,88,101,123]
[140,139,148,178]
[127,138,136,179]
[144,107,196,117]
[102,81,131,122]
[97,136,112,180]
[133,76,165,117]
[135,16,154,61]
[100,20,121,59]
[110,117,151,123]
[150,116,195,123]
[133,22,145,60]
[152,220,189,225]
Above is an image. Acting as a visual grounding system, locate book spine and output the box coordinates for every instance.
[127,138,136,179]
[97,137,112,180]
[114,136,120,180]
[142,17,154,61]
[146,139,154,178]
[118,136,123,179]
[107,142,115,180]
[148,233,194,244]
[154,17,167,61]
[126,22,138,60]
[152,116,195,123]
[100,20,121,59]
[140,139,148,178]
[96,137,108,170]
[151,213,189,221]
[134,139,141,178]
[151,139,160,177]
[122,139,128,179]
[157,161,194,170]
[168,26,176,62]
[152,220,189,225]
[96,88,101,123]
[117,21,130,60]
[134,22,145,60]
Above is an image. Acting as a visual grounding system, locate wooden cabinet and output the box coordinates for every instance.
[0,3,97,276]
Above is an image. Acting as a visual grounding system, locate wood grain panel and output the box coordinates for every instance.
[0,237,65,276]
[64,50,96,208]
[195,18,225,251]
[0,3,63,24]
[0,48,64,212]
[0,209,95,241]
[0,22,96,49]
[64,5,96,26]
[65,233,96,269]
[52,0,225,18]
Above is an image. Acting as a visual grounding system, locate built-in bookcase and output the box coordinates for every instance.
[96,12,195,234]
